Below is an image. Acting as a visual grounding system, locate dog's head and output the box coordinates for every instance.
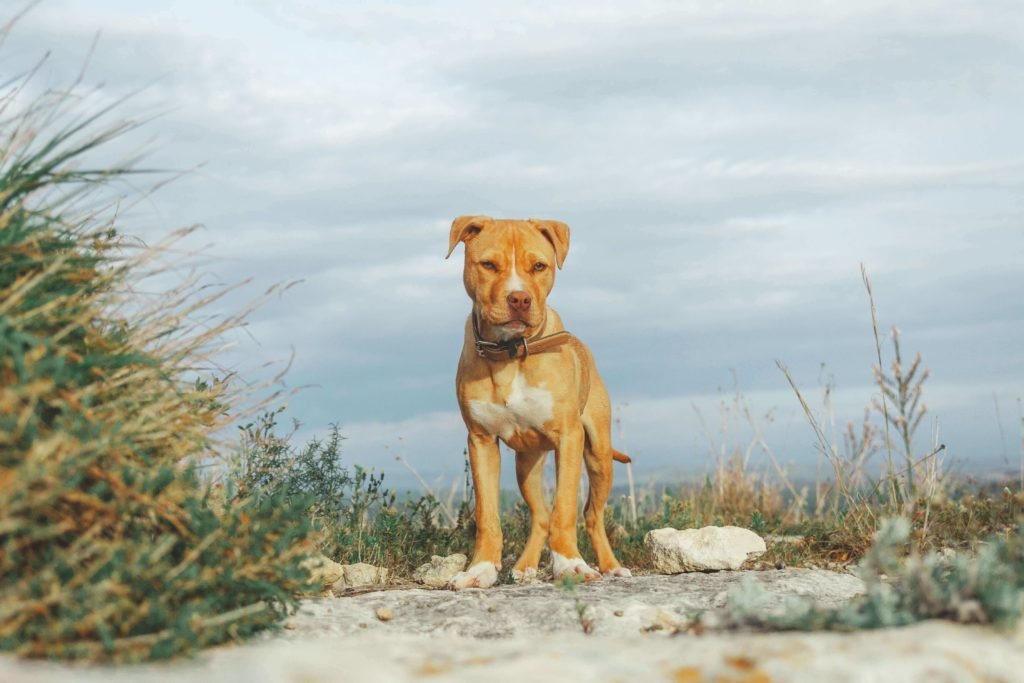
[446,215,569,340]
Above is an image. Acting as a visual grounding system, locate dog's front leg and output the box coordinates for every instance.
[549,423,602,582]
[448,431,502,590]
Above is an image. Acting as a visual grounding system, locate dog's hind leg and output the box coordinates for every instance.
[511,450,549,582]
[582,446,629,576]
[582,404,632,577]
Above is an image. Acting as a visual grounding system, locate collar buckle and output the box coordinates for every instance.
[474,337,525,359]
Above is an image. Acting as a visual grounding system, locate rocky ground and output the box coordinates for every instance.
[3,568,1023,682]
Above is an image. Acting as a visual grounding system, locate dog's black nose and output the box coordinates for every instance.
[507,291,531,312]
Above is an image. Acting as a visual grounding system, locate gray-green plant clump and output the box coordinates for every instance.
[0,71,317,661]
[725,518,1024,632]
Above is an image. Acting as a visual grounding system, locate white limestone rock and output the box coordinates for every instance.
[645,526,767,573]
[412,553,467,588]
[302,555,345,588]
[332,562,390,591]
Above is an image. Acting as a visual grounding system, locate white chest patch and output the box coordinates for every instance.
[468,372,554,441]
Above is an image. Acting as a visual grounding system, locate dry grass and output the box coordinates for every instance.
[0,44,319,663]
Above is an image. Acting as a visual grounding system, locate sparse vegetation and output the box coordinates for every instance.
[227,408,473,575]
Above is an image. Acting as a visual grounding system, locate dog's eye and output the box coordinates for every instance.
[532,262,547,272]
[480,261,497,271]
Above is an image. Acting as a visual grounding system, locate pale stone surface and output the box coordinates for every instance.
[2,571,1022,682]
[331,562,389,591]
[300,568,861,638]
[412,553,467,588]
[646,525,767,572]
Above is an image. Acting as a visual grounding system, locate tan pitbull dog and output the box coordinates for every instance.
[445,215,632,590]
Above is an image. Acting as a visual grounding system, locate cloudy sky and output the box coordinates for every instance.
[7,1,1023,488]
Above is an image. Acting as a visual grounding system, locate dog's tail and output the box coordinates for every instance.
[612,448,632,464]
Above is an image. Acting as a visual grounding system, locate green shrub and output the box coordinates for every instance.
[231,409,474,575]
[0,70,317,661]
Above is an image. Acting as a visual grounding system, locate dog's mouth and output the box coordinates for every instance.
[491,319,531,340]
[478,307,535,328]
[495,319,530,329]
[477,309,538,340]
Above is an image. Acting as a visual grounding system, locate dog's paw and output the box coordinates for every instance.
[551,552,602,582]
[511,566,539,584]
[602,566,632,578]
[448,561,499,590]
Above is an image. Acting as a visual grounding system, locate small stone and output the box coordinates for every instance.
[375,607,393,622]
[775,560,786,570]
[956,600,985,623]
[614,610,625,617]
[282,622,297,630]
[644,526,767,573]
[412,554,468,588]
[641,608,689,633]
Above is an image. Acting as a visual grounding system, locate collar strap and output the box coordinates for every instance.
[472,313,574,361]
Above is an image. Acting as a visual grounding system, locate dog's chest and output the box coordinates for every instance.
[467,370,554,441]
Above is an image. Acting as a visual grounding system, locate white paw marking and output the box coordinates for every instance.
[448,561,499,590]
[511,566,539,583]
[468,372,553,441]
[603,566,632,578]
[551,551,601,582]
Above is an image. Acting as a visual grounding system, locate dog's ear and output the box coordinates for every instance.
[446,215,491,259]
[529,219,570,269]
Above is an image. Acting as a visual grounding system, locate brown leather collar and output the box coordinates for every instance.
[472,312,573,361]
